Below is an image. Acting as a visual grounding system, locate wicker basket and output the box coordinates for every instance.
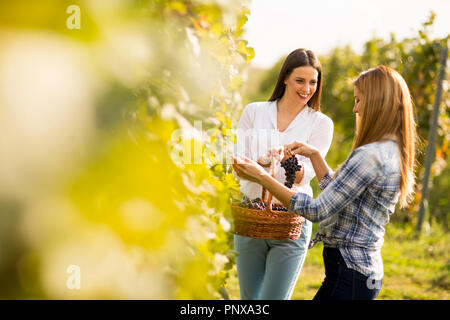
[231,157,305,241]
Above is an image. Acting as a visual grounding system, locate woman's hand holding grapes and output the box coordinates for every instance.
[284,141,320,159]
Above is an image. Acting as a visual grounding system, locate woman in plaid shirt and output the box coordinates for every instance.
[232,66,417,300]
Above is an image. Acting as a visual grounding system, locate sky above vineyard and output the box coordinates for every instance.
[245,0,450,68]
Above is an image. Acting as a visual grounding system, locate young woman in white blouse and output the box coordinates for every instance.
[233,48,334,299]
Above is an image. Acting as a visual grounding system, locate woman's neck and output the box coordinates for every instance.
[277,95,306,115]
[381,133,397,141]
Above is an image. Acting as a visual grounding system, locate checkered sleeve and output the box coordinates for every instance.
[289,147,380,222]
[318,170,333,190]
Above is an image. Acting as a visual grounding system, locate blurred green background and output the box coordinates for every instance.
[0,1,448,299]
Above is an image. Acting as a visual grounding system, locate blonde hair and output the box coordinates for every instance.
[353,65,417,207]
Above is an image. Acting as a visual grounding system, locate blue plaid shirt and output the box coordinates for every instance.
[289,140,401,279]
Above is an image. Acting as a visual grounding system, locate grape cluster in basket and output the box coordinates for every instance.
[239,198,288,212]
[240,197,265,210]
[280,155,302,188]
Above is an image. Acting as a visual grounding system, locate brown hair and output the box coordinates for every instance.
[353,65,417,207]
[268,48,323,111]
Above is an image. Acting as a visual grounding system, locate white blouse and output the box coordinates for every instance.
[234,100,334,203]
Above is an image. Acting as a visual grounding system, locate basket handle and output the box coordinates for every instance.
[261,148,296,213]
[261,154,279,214]
[261,187,274,214]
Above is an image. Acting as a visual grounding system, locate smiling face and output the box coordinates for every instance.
[283,66,318,106]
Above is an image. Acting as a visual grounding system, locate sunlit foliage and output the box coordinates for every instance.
[0,0,252,299]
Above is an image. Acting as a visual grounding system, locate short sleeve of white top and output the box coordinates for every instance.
[234,100,334,203]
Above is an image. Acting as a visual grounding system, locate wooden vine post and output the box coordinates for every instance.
[415,43,448,236]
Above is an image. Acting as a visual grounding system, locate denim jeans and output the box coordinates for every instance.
[234,219,312,300]
[313,247,382,300]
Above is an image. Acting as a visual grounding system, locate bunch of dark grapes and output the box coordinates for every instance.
[271,203,288,212]
[250,198,265,210]
[280,156,302,188]
[240,197,266,210]
[240,198,289,212]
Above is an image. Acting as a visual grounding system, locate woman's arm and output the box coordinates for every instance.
[232,155,295,207]
[233,147,381,222]
[234,105,254,160]
[285,141,332,182]
[259,174,296,208]
[288,148,380,222]
[309,152,331,182]
[232,151,333,209]
[291,116,333,186]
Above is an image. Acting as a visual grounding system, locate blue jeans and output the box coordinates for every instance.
[313,247,382,300]
[234,219,312,300]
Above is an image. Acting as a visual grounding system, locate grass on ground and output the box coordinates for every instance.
[225,222,450,300]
